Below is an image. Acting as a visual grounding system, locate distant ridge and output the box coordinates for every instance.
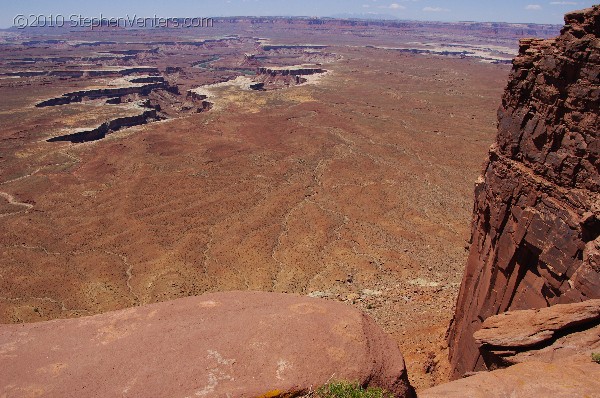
[327,12,400,20]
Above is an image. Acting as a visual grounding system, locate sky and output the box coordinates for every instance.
[1,0,598,28]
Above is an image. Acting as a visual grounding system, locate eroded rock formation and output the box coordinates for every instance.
[257,65,326,76]
[47,108,160,143]
[186,90,214,111]
[255,65,327,88]
[419,353,600,398]
[448,5,600,377]
[35,76,168,107]
[0,66,160,79]
[0,292,415,398]
[474,299,600,368]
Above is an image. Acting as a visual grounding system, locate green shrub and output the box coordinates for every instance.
[314,381,394,398]
[592,353,600,364]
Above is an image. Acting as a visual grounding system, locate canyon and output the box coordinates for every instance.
[1,4,599,397]
[1,16,526,390]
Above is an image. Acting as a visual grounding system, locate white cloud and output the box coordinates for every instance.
[525,4,543,10]
[549,1,577,4]
[377,3,406,9]
[423,6,448,12]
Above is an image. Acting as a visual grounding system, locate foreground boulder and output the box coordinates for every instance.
[0,292,414,398]
[418,353,600,398]
[447,5,600,377]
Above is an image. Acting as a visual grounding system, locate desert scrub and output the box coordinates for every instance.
[593,353,600,364]
[313,381,394,398]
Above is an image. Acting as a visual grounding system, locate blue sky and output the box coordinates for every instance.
[1,0,597,28]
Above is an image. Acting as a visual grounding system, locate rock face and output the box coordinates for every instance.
[35,76,168,107]
[257,66,326,77]
[254,65,327,89]
[418,353,600,398]
[47,108,160,143]
[0,292,414,398]
[474,299,600,368]
[448,6,600,377]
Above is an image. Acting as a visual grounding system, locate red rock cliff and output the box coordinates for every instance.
[447,5,600,378]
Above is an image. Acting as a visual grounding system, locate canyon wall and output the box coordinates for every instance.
[447,5,600,378]
[257,66,326,76]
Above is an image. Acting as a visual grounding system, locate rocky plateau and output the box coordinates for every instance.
[1,4,598,397]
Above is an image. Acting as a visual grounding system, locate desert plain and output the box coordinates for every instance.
[0,18,560,389]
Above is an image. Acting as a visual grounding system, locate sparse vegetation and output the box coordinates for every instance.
[312,382,394,398]
[592,353,600,364]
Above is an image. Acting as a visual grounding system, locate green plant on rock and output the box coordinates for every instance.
[314,381,394,398]
[592,353,600,364]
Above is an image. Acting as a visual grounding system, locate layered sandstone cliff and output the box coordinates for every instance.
[421,301,600,397]
[447,5,600,377]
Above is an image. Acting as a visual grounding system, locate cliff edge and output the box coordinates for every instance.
[447,5,600,377]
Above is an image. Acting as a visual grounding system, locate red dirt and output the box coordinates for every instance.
[0,21,519,390]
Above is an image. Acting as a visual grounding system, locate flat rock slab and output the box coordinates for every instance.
[419,354,600,398]
[0,292,413,398]
[474,299,600,348]
[503,324,600,365]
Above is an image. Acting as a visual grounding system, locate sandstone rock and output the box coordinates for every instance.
[418,354,600,398]
[447,5,600,378]
[474,299,600,347]
[474,300,600,368]
[495,325,600,366]
[253,65,327,89]
[47,108,160,143]
[257,66,326,77]
[0,292,414,398]
[36,76,168,107]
